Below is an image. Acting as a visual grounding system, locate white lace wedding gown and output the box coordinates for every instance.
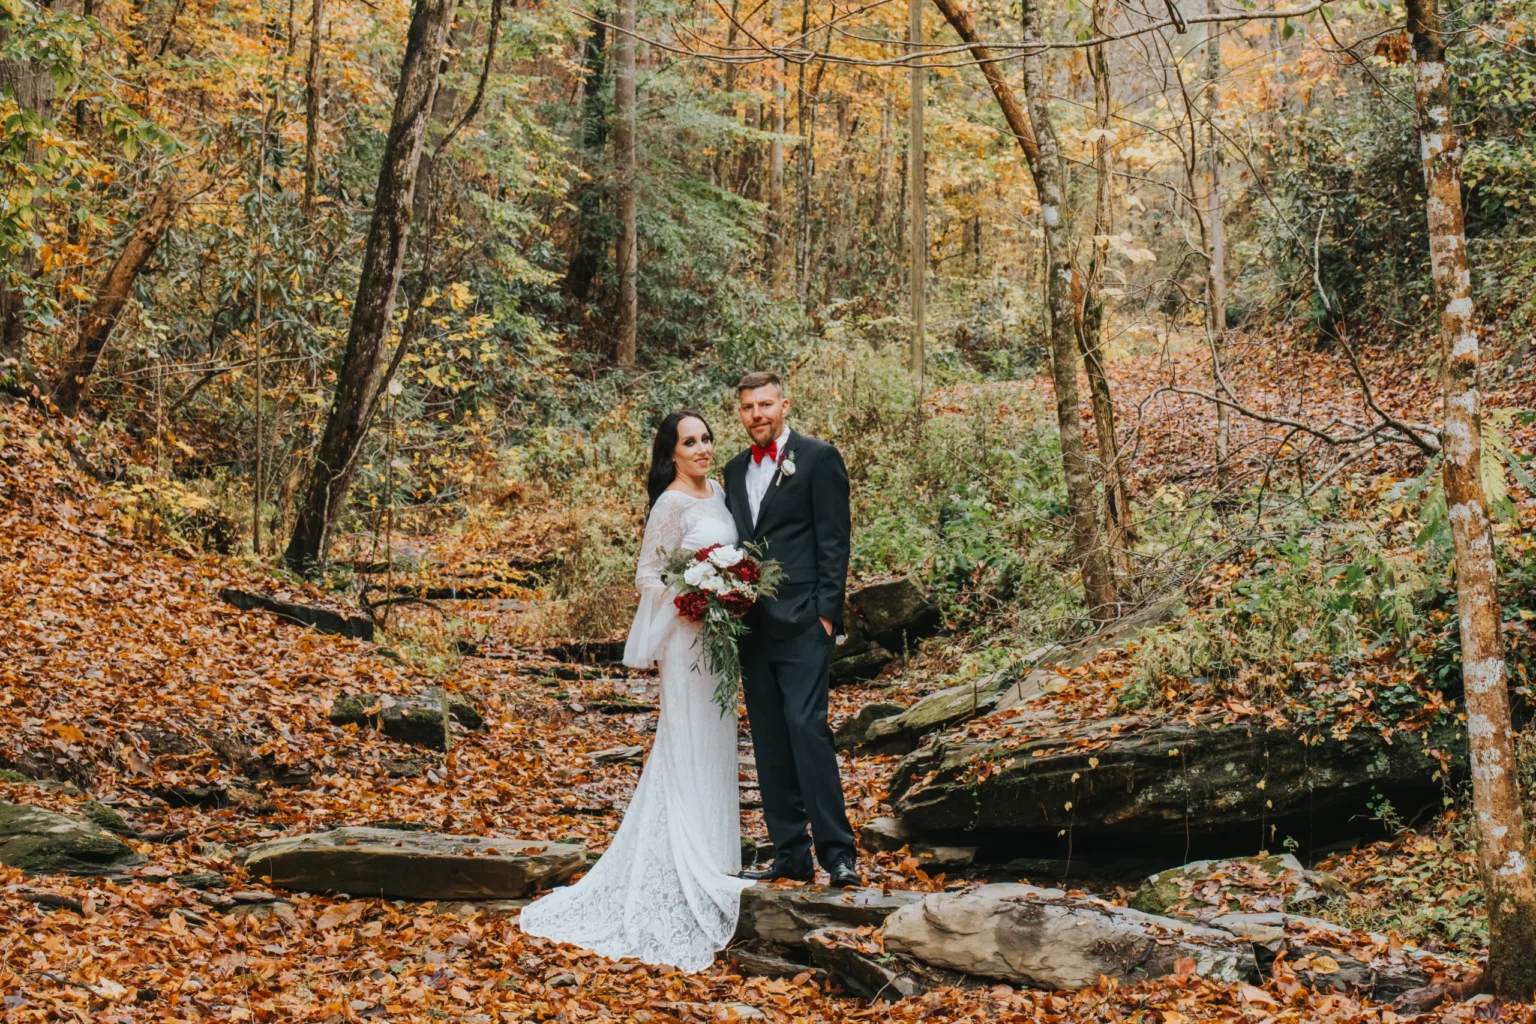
[518,481,753,972]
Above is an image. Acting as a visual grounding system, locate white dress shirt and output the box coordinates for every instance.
[745,426,791,528]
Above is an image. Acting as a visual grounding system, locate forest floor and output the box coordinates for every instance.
[2,329,1533,1023]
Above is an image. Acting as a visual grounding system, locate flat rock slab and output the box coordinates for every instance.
[883,883,1258,991]
[330,689,484,749]
[0,801,147,877]
[239,827,585,900]
[735,884,924,947]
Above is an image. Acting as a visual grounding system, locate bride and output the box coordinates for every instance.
[518,409,754,972]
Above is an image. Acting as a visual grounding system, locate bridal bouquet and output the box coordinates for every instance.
[661,543,783,714]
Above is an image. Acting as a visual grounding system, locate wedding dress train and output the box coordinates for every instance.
[518,481,753,972]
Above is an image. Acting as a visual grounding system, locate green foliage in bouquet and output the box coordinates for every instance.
[660,543,784,715]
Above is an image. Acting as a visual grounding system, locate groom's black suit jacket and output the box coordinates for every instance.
[723,431,851,641]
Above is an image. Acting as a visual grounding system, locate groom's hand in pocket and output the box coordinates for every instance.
[819,616,833,636]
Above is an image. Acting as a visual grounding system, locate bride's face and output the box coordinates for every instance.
[673,417,714,480]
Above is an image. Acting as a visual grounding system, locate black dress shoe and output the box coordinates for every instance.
[826,855,861,889]
[741,860,814,882]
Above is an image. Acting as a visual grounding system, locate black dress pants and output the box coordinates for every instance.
[741,621,856,870]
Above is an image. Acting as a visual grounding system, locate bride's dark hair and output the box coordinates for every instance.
[646,409,714,509]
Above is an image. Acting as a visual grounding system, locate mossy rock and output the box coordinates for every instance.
[1128,854,1340,916]
[81,801,138,838]
[0,801,146,876]
[330,687,484,749]
[833,702,904,751]
[862,673,1010,753]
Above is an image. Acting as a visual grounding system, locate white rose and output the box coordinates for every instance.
[699,574,729,595]
[683,561,717,588]
[708,545,746,569]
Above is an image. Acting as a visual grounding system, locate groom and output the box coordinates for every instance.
[724,371,859,888]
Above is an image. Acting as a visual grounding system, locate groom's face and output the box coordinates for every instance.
[738,385,788,447]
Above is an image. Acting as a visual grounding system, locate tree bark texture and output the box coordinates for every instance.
[1078,0,1132,578]
[613,0,638,365]
[0,36,55,359]
[565,10,610,302]
[52,184,180,416]
[1406,0,1536,996]
[908,0,925,387]
[1020,0,1120,621]
[284,0,460,569]
[301,0,327,222]
[1203,0,1230,488]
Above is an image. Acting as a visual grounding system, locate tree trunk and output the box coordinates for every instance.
[937,0,1117,620]
[908,0,925,388]
[283,0,460,570]
[301,0,326,222]
[1019,0,1119,622]
[613,0,638,365]
[1407,0,1536,997]
[1079,0,1132,577]
[565,9,610,302]
[1203,0,1230,488]
[768,40,787,297]
[0,36,55,359]
[52,184,180,416]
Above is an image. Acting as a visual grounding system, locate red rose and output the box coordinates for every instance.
[674,592,709,621]
[727,559,761,585]
[695,544,722,563]
[719,591,755,617]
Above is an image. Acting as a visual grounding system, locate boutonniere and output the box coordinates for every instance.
[775,450,797,486]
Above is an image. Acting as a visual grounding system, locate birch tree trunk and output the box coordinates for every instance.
[284,0,460,569]
[1407,0,1536,996]
[1019,0,1119,622]
[1203,0,1231,488]
[613,0,638,365]
[53,184,180,416]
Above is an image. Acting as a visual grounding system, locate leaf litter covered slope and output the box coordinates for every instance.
[0,381,1529,1023]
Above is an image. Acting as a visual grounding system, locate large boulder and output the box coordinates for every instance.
[831,578,941,683]
[890,717,1464,849]
[330,688,484,749]
[0,801,146,876]
[239,827,584,899]
[734,884,923,947]
[882,883,1258,990]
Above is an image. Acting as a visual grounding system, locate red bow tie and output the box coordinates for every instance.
[751,440,779,465]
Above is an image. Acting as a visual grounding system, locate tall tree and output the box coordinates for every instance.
[565,9,610,302]
[767,0,787,296]
[0,27,55,359]
[935,0,1119,621]
[301,0,326,222]
[1202,0,1231,487]
[284,0,461,569]
[1406,0,1536,996]
[908,0,925,388]
[613,0,638,365]
[1078,0,1132,576]
[52,184,180,416]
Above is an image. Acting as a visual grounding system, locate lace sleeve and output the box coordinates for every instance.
[622,492,692,669]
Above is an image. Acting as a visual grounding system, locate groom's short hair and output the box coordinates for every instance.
[737,371,784,396]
